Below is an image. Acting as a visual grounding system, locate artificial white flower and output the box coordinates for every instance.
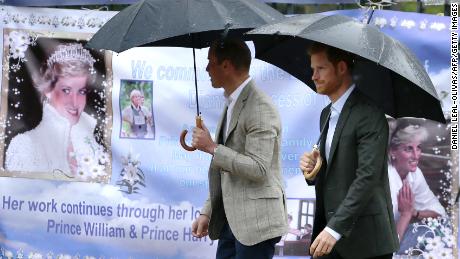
[9,30,30,47]
[4,250,13,259]
[28,252,43,259]
[75,166,93,181]
[436,248,453,258]
[417,235,425,243]
[425,236,442,251]
[440,225,452,236]
[97,150,109,164]
[423,251,438,259]
[79,154,95,168]
[442,234,455,247]
[123,164,140,185]
[10,44,28,59]
[89,164,106,178]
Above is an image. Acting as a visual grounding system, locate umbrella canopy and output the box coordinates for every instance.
[86,0,284,52]
[87,0,284,151]
[246,13,445,123]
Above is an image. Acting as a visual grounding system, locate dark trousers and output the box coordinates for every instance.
[316,249,393,259]
[216,221,281,259]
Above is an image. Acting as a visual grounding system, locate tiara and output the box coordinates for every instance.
[46,43,95,69]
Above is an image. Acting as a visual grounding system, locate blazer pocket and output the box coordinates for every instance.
[248,186,282,199]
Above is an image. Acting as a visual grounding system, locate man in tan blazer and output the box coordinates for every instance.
[191,38,287,258]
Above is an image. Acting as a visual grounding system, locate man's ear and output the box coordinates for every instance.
[337,60,348,75]
[222,59,231,69]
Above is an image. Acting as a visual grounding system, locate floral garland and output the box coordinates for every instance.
[2,9,108,29]
[1,247,101,259]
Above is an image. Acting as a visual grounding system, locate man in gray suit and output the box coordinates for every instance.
[191,38,287,258]
[299,43,399,259]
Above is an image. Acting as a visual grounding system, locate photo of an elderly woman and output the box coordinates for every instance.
[2,35,111,182]
[388,119,448,254]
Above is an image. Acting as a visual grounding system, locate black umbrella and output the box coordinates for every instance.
[87,0,283,151]
[246,13,445,123]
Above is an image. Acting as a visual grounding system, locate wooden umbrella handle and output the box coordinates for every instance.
[180,115,202,152]
[303,145,322,181]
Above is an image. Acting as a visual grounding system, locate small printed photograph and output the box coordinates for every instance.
[119,79,155,140]
[274,198,315,257]
[0,29,112,183]
[386,117,453,256]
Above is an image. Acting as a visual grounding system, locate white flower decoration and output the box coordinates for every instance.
[423,251,437,259]
[436,248,453,258]
[9,30,30,46]
[89,164,106,178]
[374,17,387,28]
[4,250,14,259]
[122,164,140,185]
[118,151,146,194]
[8,31,31,60]
[441,234,454,247]
[419,19,428,30]
[96,150,109,164]
[425,236,442,251]
[400,19,416,29]
[28,252,43,259]
[76,167,93,181]
[429,22,446,31]
[79,154,94,168]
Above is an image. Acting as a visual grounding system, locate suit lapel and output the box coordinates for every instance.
[225,80,252,143]
[326,90,358,175]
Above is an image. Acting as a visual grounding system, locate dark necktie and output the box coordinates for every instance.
[218,106,228,144]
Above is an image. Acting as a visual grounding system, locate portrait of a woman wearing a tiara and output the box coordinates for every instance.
[3,39,111,182]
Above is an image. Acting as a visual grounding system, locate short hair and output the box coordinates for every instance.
[209,38,251,72]
[130,89,142,100]
[390,124,428,148]
[307,42,354,73]
[33,43,96,97]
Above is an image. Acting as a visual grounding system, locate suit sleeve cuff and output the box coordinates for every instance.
[325,226,342,241]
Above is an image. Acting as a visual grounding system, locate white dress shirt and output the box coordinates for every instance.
[222,76,252,141]
[324,84,355,241]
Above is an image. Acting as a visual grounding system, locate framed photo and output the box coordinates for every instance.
[119,79,155,140]
[0,29,113,183]
[387,117,453,255]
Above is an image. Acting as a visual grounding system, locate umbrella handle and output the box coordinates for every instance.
[303,145,322,181]
[180,115,202,152]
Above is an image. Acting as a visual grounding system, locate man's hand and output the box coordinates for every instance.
[299,149,320,174]
[191,214,210,238]
[191,121,217,154]
[398,181,414,218]
[310,229,337,258]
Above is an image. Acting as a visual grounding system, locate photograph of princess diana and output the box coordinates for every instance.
[0,30,112,183]
[386,117,452,255]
